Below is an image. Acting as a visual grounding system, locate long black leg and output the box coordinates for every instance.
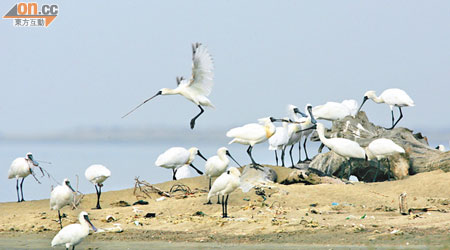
[208,178,212,191]
[297,140,302,164]
[373,160,380,182]
[190,105,204,129]
[217,195,220,204]
[303,137,311,162]
[172,169,177,180]
[391,109,395,128]
[274,151,279,166]
[20,178,25,202]
[347,159,352,180]
[189,163,204,175]
[16,179,20,202]
[224,194,229,218]
[247,146,262,169]
[281,147,286,167]
[72,246,75,250]
[96,185,102,209]
[94,185,101,209]
[289,145,295,167]
[391,107,403,129]
[221,195,225,217]
[58,210,63,229]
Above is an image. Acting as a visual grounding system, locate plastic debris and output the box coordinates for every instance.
[156,197,166,202]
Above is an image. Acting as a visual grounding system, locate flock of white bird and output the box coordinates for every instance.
[6,42,438,249]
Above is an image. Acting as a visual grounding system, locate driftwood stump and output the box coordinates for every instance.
[308,111,450,182]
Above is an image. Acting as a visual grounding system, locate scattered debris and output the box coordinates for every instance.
[96,224,123,233]
[134,221,143,226]
[144,213,156,218]
[134,177,171,200]
[110,200,131,207]
[170,184,192,195]
[193,211,205,217]
[156,197,166,202]
[105,215,116,223]
[133,200,149,205]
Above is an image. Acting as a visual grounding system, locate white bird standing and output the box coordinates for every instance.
[227,117,285,168]
[315,123,367,179]
[312,99,359,121]
[122,43,214,129]
[205,147,241,203]
[357,88,414,129]
[50,178,75,228]
[85,164,111,209]
[51,211,97,250]
[155,147,207,180]
[8,152,43,202]
[268,119,289,167]
[206,167,241,218]
[365,138,405,182]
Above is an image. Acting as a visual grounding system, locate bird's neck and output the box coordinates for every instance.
[317,127,330,146]
[265,123,276,138]
[162,88,179,95]
[369,95,384,103]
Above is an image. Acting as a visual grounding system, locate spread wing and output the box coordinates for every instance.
[188,43,214,96]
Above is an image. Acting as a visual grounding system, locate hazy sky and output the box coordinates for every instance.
[1,1,449,135]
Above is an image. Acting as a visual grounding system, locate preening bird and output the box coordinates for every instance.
[85,164,111,209]
[51,211,97,250]
[122,43,214,129]
[207,167,241,218]
[365,138,405,181]
[227,117,285,168]
[268,119,289,167]
[50,178,75,228]
[205,147,241,203]
[315,123,366,179]
[8,152,42,202]
[155,147,207,180]
[312,99,358,121]
[357,88,414,129]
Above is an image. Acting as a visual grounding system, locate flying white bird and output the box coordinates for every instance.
[51,211,97,250]
[50,178,75,228]
[122,43,214,129]
[8,152,42,202]
[316,123,366,179]
[293,104,316,163]
[357,88,414,129]
[206,167,241,218]
[227,117,285,168]
[85,164,111,209]
[312,99,358,121]
[155,147,207,180]
[205,147,241,203]
[365,138,405,181]
[268,119,289,167]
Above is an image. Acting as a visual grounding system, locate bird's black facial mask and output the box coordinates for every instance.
[28,154,39,166]
[357,96,369,113]
[66,181,76,192]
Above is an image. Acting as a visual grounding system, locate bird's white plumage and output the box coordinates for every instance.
[364,88,414,109]
[155,147,198,169]
[51,211,95,249]
[312,99,358,121]
[207,167,241,202]
[50,178,74,210]
[85,164,111,185]
[268,120,289,151]
[8,157,31,179]
[174,165,194,180]
[436,144,446,152]
[316,123,366,159]
[227,117,276,146]
[188,43,214,97]
[366,138,405,160]
[205,147,231,178]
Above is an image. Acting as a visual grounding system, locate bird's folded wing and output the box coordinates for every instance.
[188,43,214,96]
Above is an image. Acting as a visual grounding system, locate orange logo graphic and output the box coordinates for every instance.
[3,3,58,27]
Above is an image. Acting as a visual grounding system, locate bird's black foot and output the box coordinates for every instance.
[20,199,25,202]
[250,163,264,170]
[204,201,212,205]
[93,206,102,210]
[222,214,228,218]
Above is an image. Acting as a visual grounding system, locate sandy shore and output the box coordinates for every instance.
[1,166,450,249]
